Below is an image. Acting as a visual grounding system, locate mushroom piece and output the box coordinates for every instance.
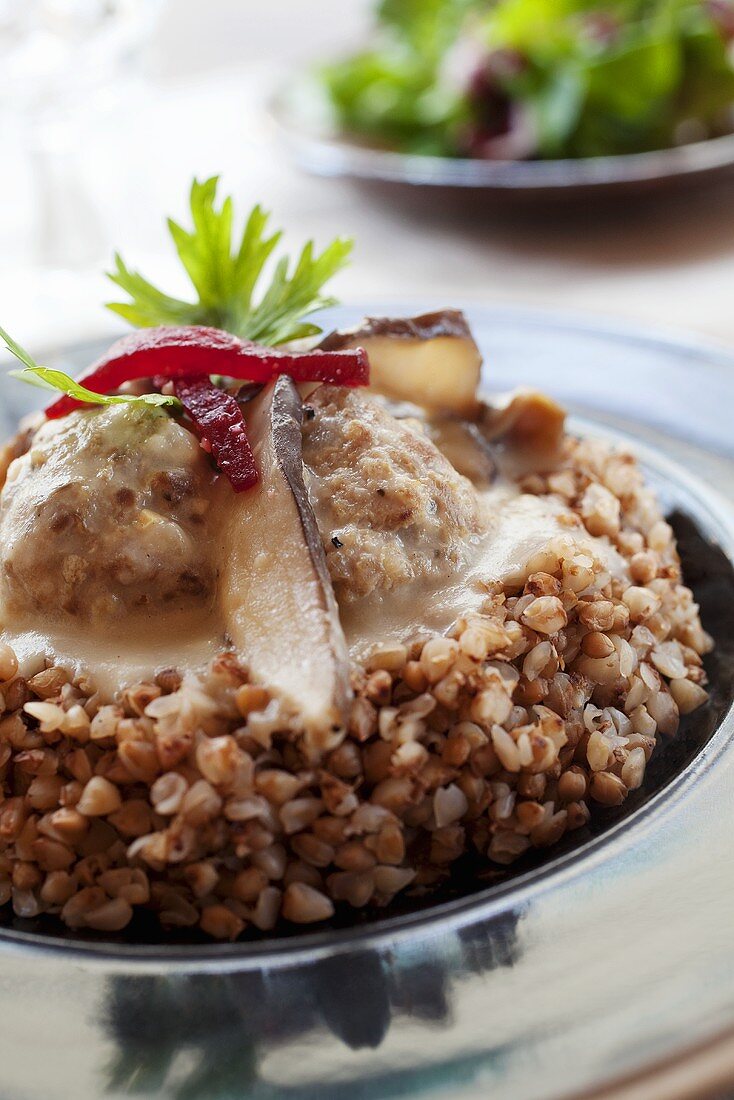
[425,416,498,489]
[217,375,351,747]
[478,388,566,473]
[0,415,40,495]
[0,442,13,494]
[387,391,563,489]
[320,310,482,417]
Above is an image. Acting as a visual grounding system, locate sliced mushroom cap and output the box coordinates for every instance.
[0,442,13,494]
[321,309,482,417]
[0,414,42,494]
[479,389,566,473]
[382,390,563,488]
[425,416,498,489]
[217,375,351,749]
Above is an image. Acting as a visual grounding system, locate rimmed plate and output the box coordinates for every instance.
[271,77,734,196]
[0,308,733,1100]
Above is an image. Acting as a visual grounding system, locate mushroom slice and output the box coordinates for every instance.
[321,310,482,417]
[0,415,41,494]
[426,416,498,489]
[0,442,13,494]
[479,389,566,473]
[218,376,351,748]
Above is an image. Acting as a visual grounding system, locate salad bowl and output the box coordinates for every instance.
[272,79,734,197]
[284,0,734,199]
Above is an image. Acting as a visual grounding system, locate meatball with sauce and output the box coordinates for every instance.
[0,404,216,621]
[302,386,484,605]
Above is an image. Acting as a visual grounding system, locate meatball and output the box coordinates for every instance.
[302,387,483,605]
[0,404,216,621]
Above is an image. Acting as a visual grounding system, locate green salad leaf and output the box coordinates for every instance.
[322,51,466,155]
[321,0,478,155]
[108,177,353,345]
[484,0,734,157]
[378,0,478,58]
[0,327,180,413]
[320,0,734,160]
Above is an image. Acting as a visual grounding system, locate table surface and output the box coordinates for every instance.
[1,0,734,359]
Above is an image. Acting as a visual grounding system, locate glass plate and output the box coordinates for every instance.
[0,308,733,1100]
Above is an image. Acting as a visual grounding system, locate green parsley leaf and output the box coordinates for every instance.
[0,327,181,413]
[107,177,353,346]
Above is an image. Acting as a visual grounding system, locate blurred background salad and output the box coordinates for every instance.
[321,0,734,159]
[2,0,734,361]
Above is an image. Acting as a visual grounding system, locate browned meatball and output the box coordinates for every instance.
[302,386,483,605]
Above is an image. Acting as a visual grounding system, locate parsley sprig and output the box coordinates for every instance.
[0,327,180,413]
[3,178,353,414]
[107,177,353,346]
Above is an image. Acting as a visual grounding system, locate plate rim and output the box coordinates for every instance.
[270,79,734,190]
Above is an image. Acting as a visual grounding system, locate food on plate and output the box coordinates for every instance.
[321,310,482,416]
[218,376,352,743]
[0,180,712,939]
[320,0,734,160]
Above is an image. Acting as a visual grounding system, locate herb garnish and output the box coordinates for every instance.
[1,180,361,493]
[0,327,180,413]
[107,176,354,346]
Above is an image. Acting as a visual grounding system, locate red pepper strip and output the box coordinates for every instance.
[45,325,370,419]
[173,376,258,493]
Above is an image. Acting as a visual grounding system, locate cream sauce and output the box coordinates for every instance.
[0,399,629,701]
[1,608,225,699]
[342,482,630,661]
[0,405,225,699]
